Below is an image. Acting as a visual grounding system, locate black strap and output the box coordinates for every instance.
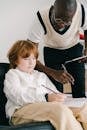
[37,11,47,34]
[45,93,48,101]
[81,4,85,27]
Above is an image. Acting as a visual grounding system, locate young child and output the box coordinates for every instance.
[4,40,83,130]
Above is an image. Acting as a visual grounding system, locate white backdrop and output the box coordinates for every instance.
[0,0,54,63]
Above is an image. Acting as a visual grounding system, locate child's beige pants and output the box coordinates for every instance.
[11,102,84,130]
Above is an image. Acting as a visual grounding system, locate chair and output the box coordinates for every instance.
[0,63,55,130]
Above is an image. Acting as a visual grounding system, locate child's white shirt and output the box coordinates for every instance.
[4,68,58,119]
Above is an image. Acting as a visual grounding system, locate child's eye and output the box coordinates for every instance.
[23,58,29,60]
[23,57,36,60]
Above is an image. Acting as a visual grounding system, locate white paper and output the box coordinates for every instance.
[64,94,87,108]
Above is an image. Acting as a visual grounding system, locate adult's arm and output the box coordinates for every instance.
[28,12,74,84]
[35,60,74,85]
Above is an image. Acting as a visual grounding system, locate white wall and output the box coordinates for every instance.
[0,0,54,63]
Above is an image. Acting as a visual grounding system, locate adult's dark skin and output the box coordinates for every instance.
[51,0,77,31]
[35,0,77,85]
[35,60,74,85]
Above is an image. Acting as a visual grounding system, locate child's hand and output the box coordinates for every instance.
[48,93,67,102]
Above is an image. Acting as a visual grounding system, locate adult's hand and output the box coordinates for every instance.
[35,60,74,84]
[48,69,74,84]
[78,49,87,63]
[84,48,87,55]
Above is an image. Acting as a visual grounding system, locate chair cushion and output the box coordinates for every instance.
[0,63,10,125]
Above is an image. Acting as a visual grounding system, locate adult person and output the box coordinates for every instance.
[28,0,87,98]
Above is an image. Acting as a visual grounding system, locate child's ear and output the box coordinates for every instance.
[15,60,18,66]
